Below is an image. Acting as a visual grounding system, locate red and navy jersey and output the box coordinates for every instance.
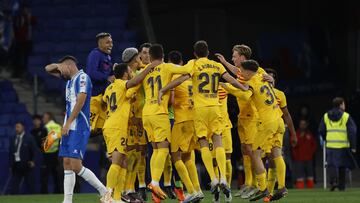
[86,48,113,96]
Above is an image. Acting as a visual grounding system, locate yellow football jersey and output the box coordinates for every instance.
[142,63,188,116]
[236,67,266,120]
[273,88,287,117]
[246,73,281,123]
[102,79,132,129]
[131,67,145,118]
[173,77,194,124]
[218,86,232,129]
[184,57,227,108]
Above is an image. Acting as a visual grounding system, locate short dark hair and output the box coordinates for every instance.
[33,114,42,120]
[241,60,259,72]
[232,44,252,59]
[15,121,25,126]
[333,97,345,108]
[96,32,111,42]
[265,68,278,82]
[168,50,182,65]
[44,112,54,120]
[194,40,209,57]
[113,63,129,79]
[58,55,78,64]
[139,43,151,52]
[149,44,164,60]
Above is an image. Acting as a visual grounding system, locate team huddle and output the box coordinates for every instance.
[45,33,296,203]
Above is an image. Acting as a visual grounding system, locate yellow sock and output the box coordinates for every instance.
[243,155,253,186]
[200,147,216,181]
[226,159,232,187]
[130,152,140,191]
[174,160,194,194]
[150,148,159,179]
[106,164,121,189]
[214,164,220,180]
[215,147,226,180]
[163,154,172,186]
[256,172,267,191]
[267,168,276,195]
[125,150,136,191]
[252,169,257,188]
[185,158,201,192]
[274,156,286,189]
[137,153,146,188]
[152,148,169,182]
[113,167,127,200]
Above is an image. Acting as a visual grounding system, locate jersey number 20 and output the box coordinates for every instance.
[198,73,220,93]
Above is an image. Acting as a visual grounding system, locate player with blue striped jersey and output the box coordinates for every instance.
[45,55,112,203]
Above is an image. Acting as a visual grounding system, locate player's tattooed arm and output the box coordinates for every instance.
[126,59,162,89]
[215,53,238,75]
[158,74,190,104]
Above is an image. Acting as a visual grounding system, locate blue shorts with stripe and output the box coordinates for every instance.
[59,129,90,159]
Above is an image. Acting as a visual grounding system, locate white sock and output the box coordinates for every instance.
[77,166,107,196]
[63,170,75,203]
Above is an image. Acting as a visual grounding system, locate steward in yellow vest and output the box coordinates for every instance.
[318,97,357,191]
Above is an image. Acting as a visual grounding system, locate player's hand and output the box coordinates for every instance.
[62,122,71,136]
[290,134,297,147]
[158,90,164,105]
[262,74,274,84]
[219,82,227,88]
[215,53,227,64]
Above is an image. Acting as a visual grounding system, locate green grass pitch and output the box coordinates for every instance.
[0,188,360,203]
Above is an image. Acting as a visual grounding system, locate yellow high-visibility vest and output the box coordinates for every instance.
[324,112,349,148]
[45,120,61,153]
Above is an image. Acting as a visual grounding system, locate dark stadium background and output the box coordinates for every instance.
[0,0,359,194]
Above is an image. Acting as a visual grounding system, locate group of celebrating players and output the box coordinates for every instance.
[46,32,296,203]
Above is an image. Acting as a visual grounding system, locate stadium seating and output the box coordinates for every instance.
[27,0,138,97]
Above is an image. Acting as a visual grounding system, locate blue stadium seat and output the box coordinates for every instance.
[0,114,11,126]
[0,137,10,152]
[5,126,15,137]
[0,80,13,90]
[0,128,6,137]
[54,43,75,54]
[13,103,28,114]
[0,103,15,114]
[33,42,53,54]
[0,91,18,103]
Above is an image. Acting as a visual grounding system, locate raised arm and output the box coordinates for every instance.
[158,74,190,104]
[222,72,249,91]
[62,93,87,136]
[215,53,239,75]
[45,63,62,78]
[220,82,252,101]
[126,60,162,89]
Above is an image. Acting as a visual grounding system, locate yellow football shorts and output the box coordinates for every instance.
[90,94,106,130]
[143,114,171,143]
[222,128,233,154]
[103,128,127,155]
[237,118,258,145]
[264,118,285,153]
[194,106,223,140]
[171,120,196,153]
[252,119,283,151]
[134,117,147,145]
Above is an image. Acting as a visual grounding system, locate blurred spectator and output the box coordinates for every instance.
[6,122,37,194]
[31,114,47,150]
[11,4,36,78]
[41,112,62,194]
[318,97,357,191]
[291,119,317,189]
[296,104,317,133]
